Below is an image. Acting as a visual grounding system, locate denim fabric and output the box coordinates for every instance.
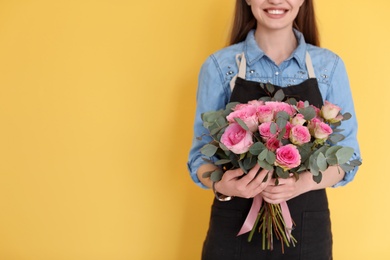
[187,29,361,189]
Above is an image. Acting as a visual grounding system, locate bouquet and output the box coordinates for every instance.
[199,88,361,252]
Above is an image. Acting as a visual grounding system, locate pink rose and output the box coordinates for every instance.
[266,101,295,116]
[227,105,259,132]
[248,100,265,107]
[232,103,251,111]
[313,122,333,140]
[296,101,306,109]
[274,144,301,171]
[256,105,274,123]
[221,123,253,154]
[289,125,311,145]
[291,113,306,126]
[283,122,292,139]
[258,122,276,140]
[307,117,322,132]
[266,137,282,152]
[321,100,342,123]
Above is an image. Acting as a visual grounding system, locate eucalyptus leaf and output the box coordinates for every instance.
[326,155,338,166]
[238,160,248,174]
[219,142,229,151]
[210,169,223,182]
[276,117,288,130]
[210,125,227,135]
[266,150,276,165]
[335,147,354,165]
[201,110,224,123]
[298,143,311,162]
[317,152,328,171]
[309,155,320,176]
[224,102,240,115]
[332,128,344,133]
[286,98,297,106]
[312,172,322,183]
[201,157,213,163]
[202,171,212,178]
[330,121,341,127]
[200,144,218,157]
[243,156,258,170]
[276,111,290,121]
[329,133,345,144]
[266,83,275,94]
[325,145,341,165]
[270,122,278,135]
[258,149,268,161]
[299,106,316,121]
[215,159,231,165]
[234,117,250,131]
[325,145,342,157]
[258,159,274,171]
[303,107,316,121]
[249,142,266,155]
[276,167,289,178]
[340,163,355,172]
[349,159,362,166]
[274,89,285,101]
[278,128,286,139]
[342,112,352,121]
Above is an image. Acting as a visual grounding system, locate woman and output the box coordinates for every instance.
[188,0,361,259]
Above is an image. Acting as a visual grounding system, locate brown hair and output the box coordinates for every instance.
[229,0,320,46]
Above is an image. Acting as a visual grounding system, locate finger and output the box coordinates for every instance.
[223,168,244,180]
[237,163,261,185]
[247,169,271,192]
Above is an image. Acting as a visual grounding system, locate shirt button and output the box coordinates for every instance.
[275,71,279,76]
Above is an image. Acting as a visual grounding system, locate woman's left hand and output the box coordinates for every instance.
[261,172,314,204]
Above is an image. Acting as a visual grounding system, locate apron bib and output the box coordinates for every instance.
[202,53,332,260]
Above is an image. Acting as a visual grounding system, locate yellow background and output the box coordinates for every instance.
[0,0,388,259]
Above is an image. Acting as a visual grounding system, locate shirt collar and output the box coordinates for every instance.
[244,29,307,69]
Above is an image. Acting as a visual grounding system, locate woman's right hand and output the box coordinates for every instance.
[214,164,271,199]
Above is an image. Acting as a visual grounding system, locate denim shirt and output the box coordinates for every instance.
[188,29,361,189]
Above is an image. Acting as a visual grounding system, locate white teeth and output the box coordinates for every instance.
[267,9,285,15]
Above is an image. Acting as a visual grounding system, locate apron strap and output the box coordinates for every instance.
[230,53,247,91]
[305,51,316,78]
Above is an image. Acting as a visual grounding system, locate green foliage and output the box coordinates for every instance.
[299,106,316,121]
[234,117,249,131]
[200,144,218,157]
[249,142,266,155]
[276,167,289,178]
[329,133,345,144]
[210,169,223,182]
[335,147,354,165]
[214,159,231,165]
[273,89,285,101]
[342,112,352,121]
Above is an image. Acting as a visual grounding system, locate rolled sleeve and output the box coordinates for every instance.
[326,56,362,187]
[187,55,229,189]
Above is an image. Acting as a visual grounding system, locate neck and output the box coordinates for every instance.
[254,27,297,65]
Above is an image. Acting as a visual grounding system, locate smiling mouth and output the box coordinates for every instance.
[266,9,287,15]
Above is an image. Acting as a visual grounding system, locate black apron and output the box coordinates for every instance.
[202,53,332,260]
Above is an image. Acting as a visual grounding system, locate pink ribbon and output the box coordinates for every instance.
[237,195,293,241]
[237,194,263,236]
[280,201,293,240]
